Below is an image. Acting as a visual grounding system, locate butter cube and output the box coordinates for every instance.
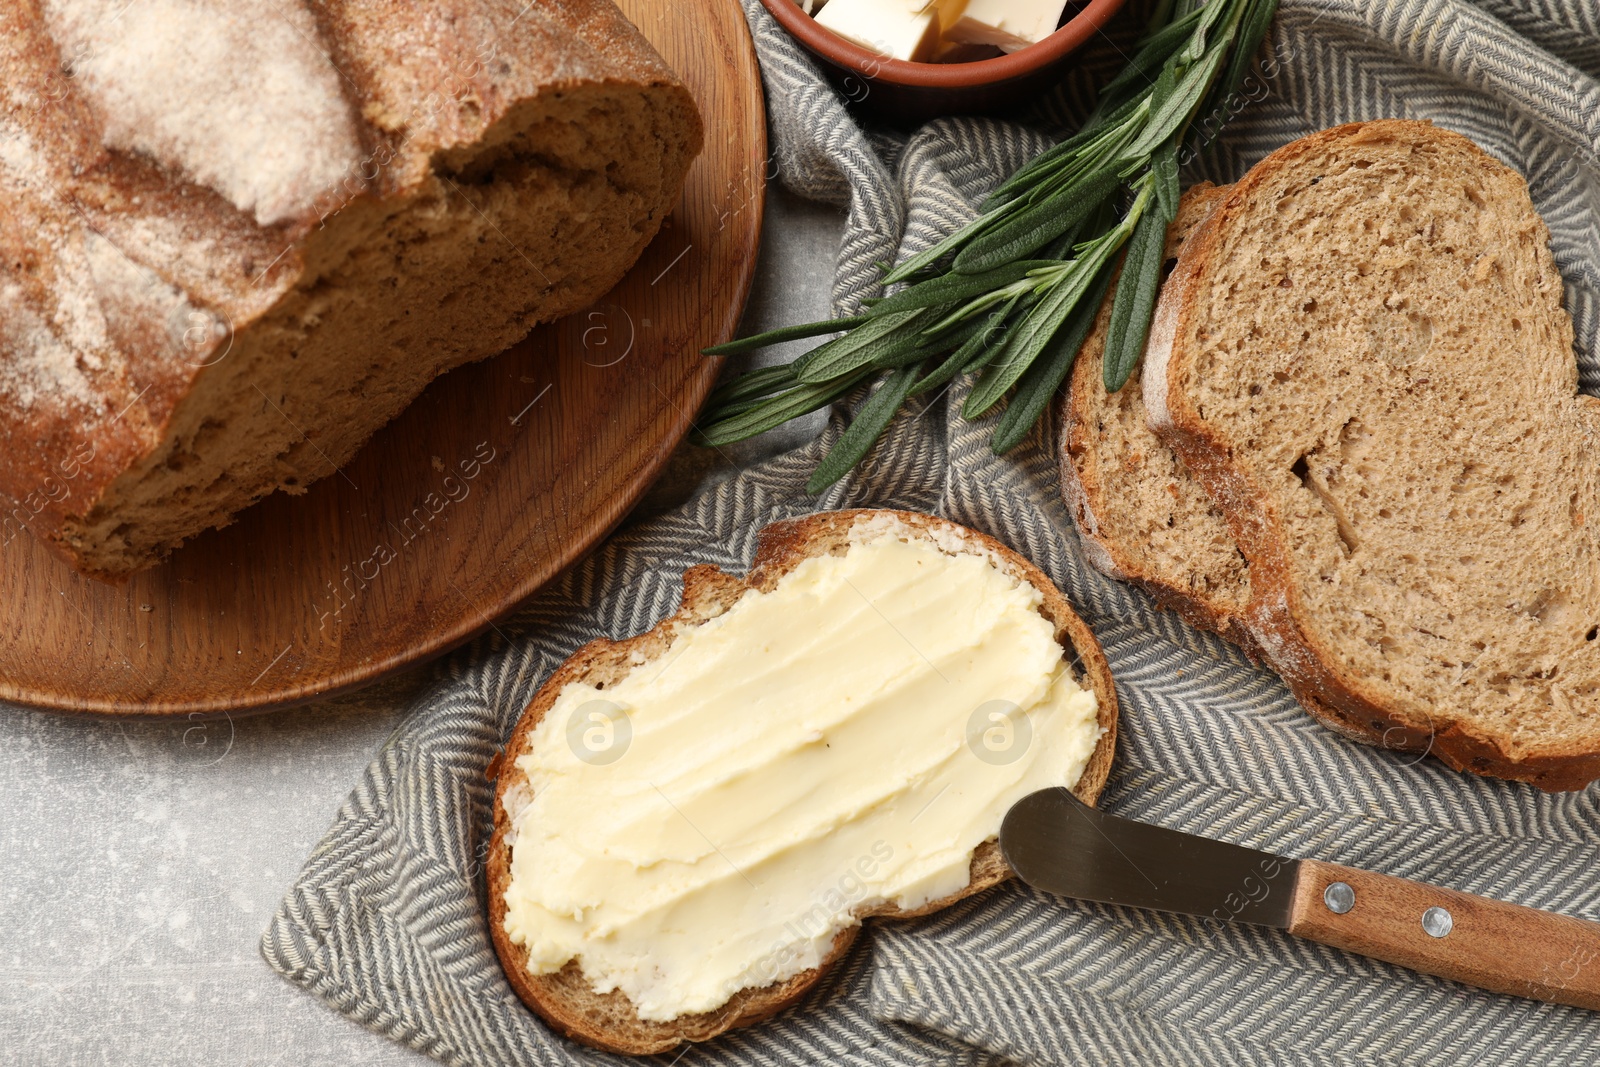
[813,0,942,62]
[916,0,969,25]
[944,0,1069,52]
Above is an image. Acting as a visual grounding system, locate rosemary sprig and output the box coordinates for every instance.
[1101,178,1173,391]
[695,0,1280,489]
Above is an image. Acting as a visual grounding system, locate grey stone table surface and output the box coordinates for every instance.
[0,187,846,1067]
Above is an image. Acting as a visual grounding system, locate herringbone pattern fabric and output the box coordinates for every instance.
[264,1,1600,1062]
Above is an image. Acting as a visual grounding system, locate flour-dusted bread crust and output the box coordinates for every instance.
[1145,120,1600,790]
[0,0,702,579]
[485,509,1120,1054]
[1059,182,1260,653]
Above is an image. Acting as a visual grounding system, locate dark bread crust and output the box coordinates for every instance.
[1057,182,1261,656]
[1144,120,1600,791]
[486,509,1120,1053]
[1,0,702,579]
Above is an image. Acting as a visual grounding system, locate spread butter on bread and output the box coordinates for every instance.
[486,510,1119,1053]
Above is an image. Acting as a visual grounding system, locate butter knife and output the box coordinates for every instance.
[999,788,1600,1010]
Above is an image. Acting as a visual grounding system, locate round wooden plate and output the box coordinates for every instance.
[0,0,765,717]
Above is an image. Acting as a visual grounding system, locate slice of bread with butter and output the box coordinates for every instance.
[486,509,1119,1053]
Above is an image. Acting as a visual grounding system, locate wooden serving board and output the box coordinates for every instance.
[0,0,765,717]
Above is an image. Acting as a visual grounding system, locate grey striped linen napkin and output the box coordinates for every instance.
[262,1,1600,1063]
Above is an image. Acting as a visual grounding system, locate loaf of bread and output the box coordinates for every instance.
[486,509,1119,1053]
[1059,181,1258,652]
[1142,120,1600,790]
[0,0,702,579]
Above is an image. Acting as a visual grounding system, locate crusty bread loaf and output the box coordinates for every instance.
[485,509,1120,1054]
[1059,181,1259,651]
[1144,119,1600,790]
[1,0,701,579]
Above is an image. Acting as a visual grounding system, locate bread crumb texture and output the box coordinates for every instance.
[0,0,702,578]
[1062,182,1255,645]
[1165,121,1600,779]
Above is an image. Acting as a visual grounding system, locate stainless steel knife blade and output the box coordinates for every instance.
[1000,788,1299,928]
[1002,787,1600,1012]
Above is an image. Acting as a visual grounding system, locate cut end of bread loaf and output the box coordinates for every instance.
[66,85,700,579]
[486,510,1120,1053]
[1060,182,1258,650]
[1,1,703,580]
[1149,119,1600,789]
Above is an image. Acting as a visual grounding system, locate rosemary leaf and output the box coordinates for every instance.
[911,344,988,399]
[693,368,873,447]
[1002,96,1148,208]
[1041,194,1118,262]
[806,361,925,492]
[705,362,796,408]
[960,300,1070,419]
[880,200,1023,285]
[799,303,969,382]
[1102,198,1169,391]
[911,294,1025,395]
[963,231,1126,417]
[990,264,1117,454]
[868,260,1058,317]
[1119,41,1230,163]
[1150,52,1179,117]
[1177,0,1232,65]
[914,304,999,354]
[702,315,869,356]
[952,168,1122,275]
[1209,0,1281,125]
[871,333,952,371]
[793,309,924,381]
[985,121,1116,212]
[703,395,774,421]
[1040,220,1087,261]
[1152,139,1181,223]
[921,275,1045,334]
[1095,7,1204,111]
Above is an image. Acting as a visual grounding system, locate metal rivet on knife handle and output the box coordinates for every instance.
[1324,881,1355,914]
[1289,859,1600,1011]
[1001,791,1600,1011]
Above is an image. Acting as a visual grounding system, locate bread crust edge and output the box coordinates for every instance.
[485,508,1120,1053]
[1145,119,1600,791]
[1058,183,1262,656]
[14,6,706,582]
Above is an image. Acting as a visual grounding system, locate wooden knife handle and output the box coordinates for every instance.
[1289,859,1600,1010]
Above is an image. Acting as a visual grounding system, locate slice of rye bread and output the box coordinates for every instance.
[485,509,1120,1054]
[1144,119,1600,790]
[1059,181,1261,652]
